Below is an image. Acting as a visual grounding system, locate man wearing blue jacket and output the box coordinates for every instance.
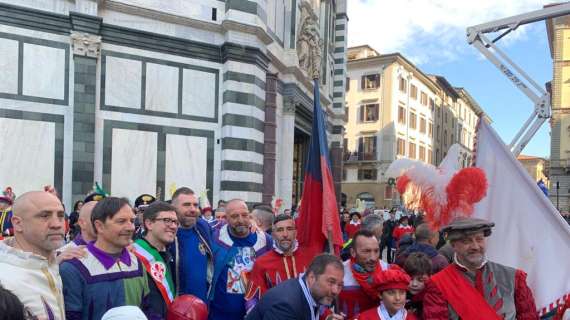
[209,199,272,320]
[169,187,213,303]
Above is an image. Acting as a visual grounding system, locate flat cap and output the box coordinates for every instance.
[441,217,494,241]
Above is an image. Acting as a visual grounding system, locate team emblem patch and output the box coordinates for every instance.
[150,262,166,282]
[198,243,207,255]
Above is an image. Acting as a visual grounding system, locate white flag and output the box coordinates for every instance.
[474,120,570,315]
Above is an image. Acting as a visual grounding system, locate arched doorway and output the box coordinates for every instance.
[356,192,376,209]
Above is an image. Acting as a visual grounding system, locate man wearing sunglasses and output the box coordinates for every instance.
[133,201,179,319]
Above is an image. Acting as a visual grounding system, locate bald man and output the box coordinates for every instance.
[209,199,273,320]
[0,191,66,320]
[58,201,97,252]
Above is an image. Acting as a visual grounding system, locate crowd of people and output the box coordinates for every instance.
[0,186,566,320]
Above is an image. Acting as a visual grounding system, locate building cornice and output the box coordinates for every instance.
[348,52,439,93]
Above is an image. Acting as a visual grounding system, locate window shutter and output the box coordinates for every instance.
[361,76,366,89]
[374,104,379,120]
[373,136,378,155]
[359,106,364,122]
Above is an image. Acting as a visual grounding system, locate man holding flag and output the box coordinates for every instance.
[133,201,178,319]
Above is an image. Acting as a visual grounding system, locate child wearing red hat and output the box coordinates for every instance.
[353,269,417,320]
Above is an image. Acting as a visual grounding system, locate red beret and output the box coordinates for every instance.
[374,269,411,293]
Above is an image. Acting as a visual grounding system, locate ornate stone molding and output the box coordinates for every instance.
[296,1,322,79]
[71,31,101,58]
[283,99,297,115]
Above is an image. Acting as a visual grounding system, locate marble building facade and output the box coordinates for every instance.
[0,0,348,209]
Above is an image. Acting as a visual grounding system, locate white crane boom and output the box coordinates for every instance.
[466,3,570,155]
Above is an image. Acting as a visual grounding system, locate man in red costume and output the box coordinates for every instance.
[338,229,397,318]
[245,214,313,312]
[423,217,539,320]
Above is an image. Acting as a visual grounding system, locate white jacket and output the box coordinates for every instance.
[0,239,65,320]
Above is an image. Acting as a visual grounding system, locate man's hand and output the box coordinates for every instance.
[325,313,345,320]
[56,245,86,264]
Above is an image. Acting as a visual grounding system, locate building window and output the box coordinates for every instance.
[428,122,433,138]
[358,136,377,160]
[409,142,417,159]
[361,74,380,90]
[420,92,428,106]
[428,148,433,164]
[399,77,407,93]
[397,138,406,156]
[360,104,379,122]
[444,130,447,146]
[420,117,426,134]
[385,185,393,200]
[342,168,347,181]
[436,125,440,141]
[430,98,435,111]
[346,77,350,92]
[419,145,426,162]
[398,105,406,124]
[436,149,440,163]
[410,112,417,130]
[410,84,418,100]
[358,169,377,180]
[345,107,349,122]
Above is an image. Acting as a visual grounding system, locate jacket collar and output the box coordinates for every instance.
[87,242,131,270]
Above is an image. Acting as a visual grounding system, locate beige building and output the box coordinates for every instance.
[342,45,438,208]
[341,46,487,209]
[547,8,570,210]
[517,155,550,186]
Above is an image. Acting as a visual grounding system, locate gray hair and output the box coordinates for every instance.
[361,214,383,231]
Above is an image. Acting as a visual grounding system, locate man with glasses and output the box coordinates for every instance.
[133,201,179,319]
[245,214,313,312]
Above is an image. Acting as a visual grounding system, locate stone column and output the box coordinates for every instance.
[262,73,278,204]
[279,99,296,210]
[70,27,101,202]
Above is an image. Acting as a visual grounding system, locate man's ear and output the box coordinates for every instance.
[350,246,356,258]
[93,220,104,234]
[11,216,23,233]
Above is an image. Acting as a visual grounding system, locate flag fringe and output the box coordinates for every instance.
[539,292,570,317]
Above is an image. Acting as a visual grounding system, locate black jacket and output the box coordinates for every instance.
[246,278,314,320]
[382,219,398,241]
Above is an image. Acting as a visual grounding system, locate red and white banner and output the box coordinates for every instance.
[474,121,570,315]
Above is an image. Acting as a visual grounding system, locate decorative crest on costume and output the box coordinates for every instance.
[385,144,488,230]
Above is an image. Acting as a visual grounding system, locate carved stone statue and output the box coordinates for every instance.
[296,1,322,79]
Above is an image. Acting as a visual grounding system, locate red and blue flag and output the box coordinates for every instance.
[297,79,343,253]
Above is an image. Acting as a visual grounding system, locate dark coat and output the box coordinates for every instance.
[382,219,398,241]
[246,278,314,320]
